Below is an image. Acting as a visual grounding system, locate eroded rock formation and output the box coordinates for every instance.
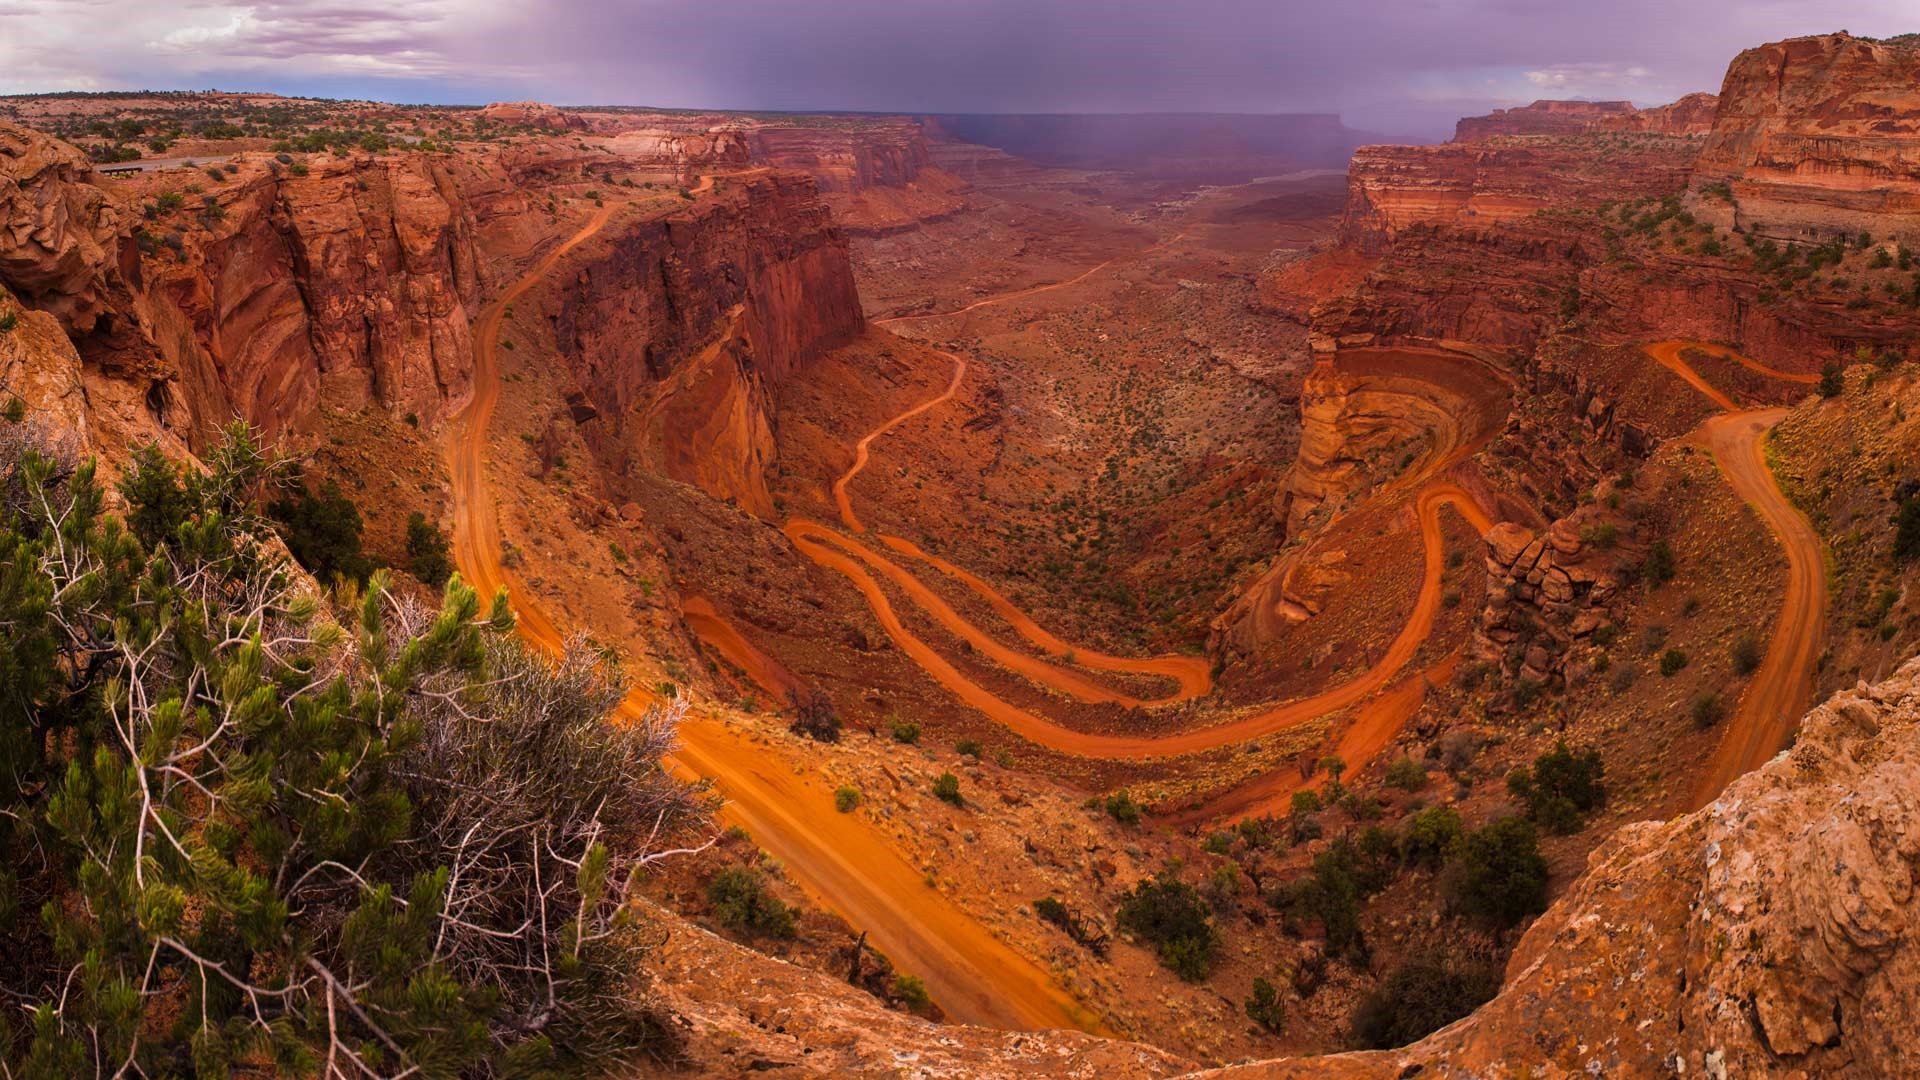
[478,100,587,131]
[1594,92,1721,136]
[1692,32,1920,244]
[748,122,969,234]
[1453,99,1636,141]
[550,172,864,517]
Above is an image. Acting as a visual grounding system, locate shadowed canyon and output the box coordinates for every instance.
[5,20,1920,1080]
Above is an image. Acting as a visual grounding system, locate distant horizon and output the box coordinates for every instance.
[1,2,1908,141]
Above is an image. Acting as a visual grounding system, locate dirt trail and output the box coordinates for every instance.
[872,230,1186,328]
[444,201,1092,1033]
[1641,343,1828,807]
[830,350,968,535]
[680,594,809,704]
[787,484,1491,759]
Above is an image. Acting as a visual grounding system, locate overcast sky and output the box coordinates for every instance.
[0,1,1909,137]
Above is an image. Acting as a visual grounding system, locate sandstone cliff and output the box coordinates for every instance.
[478,100,587,131]
[748,122,969,234]
[1692,32,1920,244]
[1452,99,1635,141]
[1339,138,1693,253]
[550,172,864,517]
[1593,92,1720,136]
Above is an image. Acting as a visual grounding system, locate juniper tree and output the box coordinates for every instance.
[0,420,708,1078]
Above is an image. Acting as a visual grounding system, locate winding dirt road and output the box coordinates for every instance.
[444,204,1094,1032]
[1643,343,1827,807]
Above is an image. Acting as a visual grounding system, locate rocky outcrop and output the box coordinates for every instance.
[0,122,143,345]
[643,900,1189,1078]
[478,100,587,131]
[1453,99,1636,141]
[1692,32,1920,244]
[1593,92,1720,136]
[550,172,863,517]
[1473,504,1625,686]
[1196,652,1920,1079]
[748,122,969,234]
[1340,138,1693,252]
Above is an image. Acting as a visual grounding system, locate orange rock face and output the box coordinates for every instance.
[1692,32,1920,244]
[748,122,969,235]
[478,100,587,131]
[1592,91,1720,136]
[1340,139,1693,252]
[550,172,864,517]
[1452,99,1636,141]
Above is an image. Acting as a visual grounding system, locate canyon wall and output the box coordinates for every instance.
[1593,92,1720,136]
[1339,138,1694,253]
[748,122,969,234]
[1453,99,1635,141]
[550,171,864,516]
[1692,32,1920,244]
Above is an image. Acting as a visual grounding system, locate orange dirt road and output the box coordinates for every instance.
[444,203,1093,1032]
[786,484,1491,759]
[1642,343,1828,807]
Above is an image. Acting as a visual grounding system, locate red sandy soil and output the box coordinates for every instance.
[445,194,1095,1033]
[1642,342,1828,807]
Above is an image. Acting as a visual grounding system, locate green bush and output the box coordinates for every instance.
[1245,976,1287,1033]
[1729,630,1763,675]
[1505,741,1606,834]
[405,510,454,587]
[892,973,932,1014]
[1116,874,1218,981]
[1644,539,1676,587]
[1401,806,1465,869]
[1690,691,1725,729]
[892,719,921,743]
[1895,496,1920,563]
[1350,946,1501,1049]
[834,785,862,812]
[1819,360,1844,397]
[955,737,982,757]
[0,424,704,1075]
[932,771,963,805]
[1448,817,1550,929]
[1105,788,1143,825]
[1384,756,1429,792]
[269,473,375,584]
[1659,648,1690,677]
[707,866,797,939]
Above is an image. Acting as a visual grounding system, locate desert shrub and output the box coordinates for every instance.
[1729,630,1763,675]
[892,719,921,743]
[1116,874,1218,981]
[1401,806,1466,869]
[1644,539,1676,587]
[1033,896,1108,953]
[834,785,862,812]
[1245,976,1287,1034]
[1279,833,1395,961]
[1690,690,1726,729]
[932,772,963,805]
[1506,741,1606,833]
[1819,360,1844,397]
[707,866,797,939]
[788,692,842,742]
[1384,756,1429,792]
[1895,496,1920,563]
[1660,648,1690,676]
[1351,945,1501,1049]
[955,737,982,757]
[406,509,454,586]
[269,472,375,583]
[1105,788,1143,825]
[892,974,932,1014]
[1448,817,1550,929]
[0,425,705,1075]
